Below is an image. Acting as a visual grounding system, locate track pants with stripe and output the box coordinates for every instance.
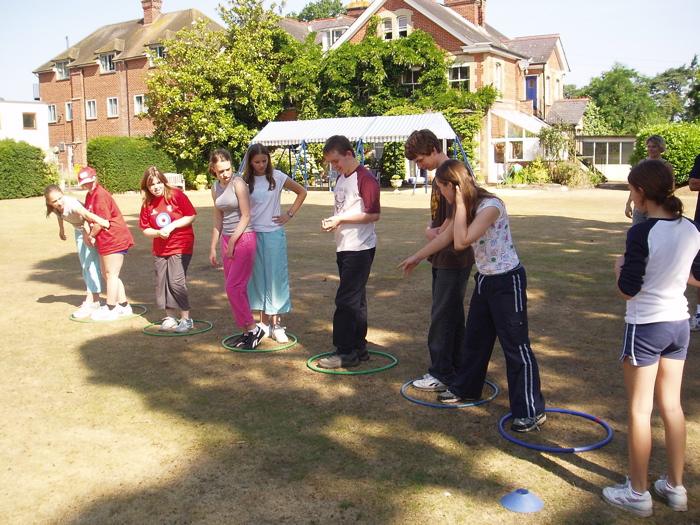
[450,265,545,419]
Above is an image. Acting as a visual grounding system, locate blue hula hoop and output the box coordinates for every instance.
[498,408,613,453]
[400,378,499,408]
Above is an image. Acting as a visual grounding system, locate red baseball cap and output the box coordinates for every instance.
[78,166,97,185]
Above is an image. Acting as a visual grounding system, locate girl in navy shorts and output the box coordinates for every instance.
[603,159,700,517]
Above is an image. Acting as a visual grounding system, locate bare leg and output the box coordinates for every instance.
[623,358,658,493]
[655,357,686,487]
[100,253,126,306]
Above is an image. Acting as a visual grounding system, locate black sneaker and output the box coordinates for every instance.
[230,333,249,348]
[511,412,547,433]
[317,351,359,369]
[356,348,370,361]
[242,327,266,350]
[437,389,479,404]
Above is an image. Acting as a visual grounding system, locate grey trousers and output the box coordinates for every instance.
[154,253,192,311]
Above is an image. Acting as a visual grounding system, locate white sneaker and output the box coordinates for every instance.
[653,475,688,511]
[115,303,132,316]
[412,374,448,392]
[690,314,700,332]
[603,477,652,517]
[73,301,100,319]
[90,305,119,321]
[159,317,179,332]
[257,322,270,338]
[270,324,288,343]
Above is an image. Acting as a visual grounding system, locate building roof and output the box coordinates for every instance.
[280,15,357,46]
[34,9,224,74]
[546,98,589,126]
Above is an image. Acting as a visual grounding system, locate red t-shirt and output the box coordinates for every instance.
[84,184,134,255]
[139,189,196,256]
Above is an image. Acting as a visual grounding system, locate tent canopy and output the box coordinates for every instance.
[251,113,458,146]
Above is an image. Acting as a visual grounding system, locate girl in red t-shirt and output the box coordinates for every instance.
[139,167,197,333]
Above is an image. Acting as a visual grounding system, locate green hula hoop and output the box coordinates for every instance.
[69,304,147,323]
[222,332,298,353]
[142,319,214,336]
[307,351,398,375]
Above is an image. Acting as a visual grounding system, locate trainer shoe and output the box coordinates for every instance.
[91,305,118,321]
[242,326,266,350]
[159,317,179,332]
[413,374,449,392]
[257,322,270,338]
[115,303,132,316]
[603,477,652,517]
[173,318,194,334]
[653,475,688,511]
[317,351,359,369]
[437,389,479,404]
[511,412,547,432]
[229,333,249,348]
[73,301,100,319]
[690,313,700,332]
[270,324,289,344]
[356,347,370,362]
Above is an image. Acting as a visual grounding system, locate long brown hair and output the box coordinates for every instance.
[208,148,232,178]
[44,184,63,217]
[140,166,173,206]
[435,159,498,224]
[243,143,275,193]
[628,159,682,219]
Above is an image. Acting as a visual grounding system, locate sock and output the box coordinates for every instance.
[630,487,645,497]
[696,305,700,315]
[107,304,116,310]
[119,301,128,307]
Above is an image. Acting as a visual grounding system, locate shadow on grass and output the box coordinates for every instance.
[42,200,700,524]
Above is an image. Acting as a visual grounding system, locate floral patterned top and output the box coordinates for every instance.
[473,197,520,275]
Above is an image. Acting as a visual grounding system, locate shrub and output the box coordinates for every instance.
[0,139,58,200]
[379,142,406,186]
[503,158,549,185]
[628,122,700,185]
[550,161,601,188]
[87,136,176,193]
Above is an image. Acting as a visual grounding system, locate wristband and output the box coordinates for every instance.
[287,211,294,218]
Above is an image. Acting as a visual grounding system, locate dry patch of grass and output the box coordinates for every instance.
[1,185,699,524]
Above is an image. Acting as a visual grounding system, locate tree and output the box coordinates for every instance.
[580,63,663,134]
[290,0,346,21]
[0,139,57,199]
[648,56,698,122]
[687,69,700,122]
[145,0,299,167]
[582,101,612,135]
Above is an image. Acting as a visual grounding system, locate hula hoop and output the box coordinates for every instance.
[307,351,398,375]
[498,408,613,453]
[142,320,213,336]
[69,304,147,323]
[400,378,499,408]
[222,332,298,352]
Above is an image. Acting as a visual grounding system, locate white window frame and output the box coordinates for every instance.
[149,46,166,67]
[401,69,421,94]
[86,99,97,120]
[134,94,148,115]
[48,105,57,123]
[330,28,345,45]
[449,64,470,91]
[107,97,119,118]
[397,17,408,38]
[65,102,73,122]
[383,19,392,40]
[99,54,116,73]
[494,62,502,93]
[55,60,69,80]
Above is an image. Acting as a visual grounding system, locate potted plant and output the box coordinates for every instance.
[194,174,208,191]
[390,175,403,190]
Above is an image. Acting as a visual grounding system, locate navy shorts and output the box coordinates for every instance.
[620,320,689,366]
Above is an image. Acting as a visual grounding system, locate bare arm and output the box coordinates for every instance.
[689,178,700,192]
[624,192,633,219]
[274,177,307,226]
[452,191,500,250]
[55,215,67,241]
[225,178,252,260]
[209,187,223,266]
[397,221,454,276]
[321,211,380,232]
[74,203,110,229]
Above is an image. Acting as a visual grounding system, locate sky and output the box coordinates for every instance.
[1,0,697,102]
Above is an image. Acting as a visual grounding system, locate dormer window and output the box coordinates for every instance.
[100,54,116,73]
[149,45,166,67]
[383,19,392,40]
[330,29,345,46]
[55,61,69,80]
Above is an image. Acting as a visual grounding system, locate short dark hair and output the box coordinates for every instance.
[404,129,442,160]
[323,135,354,156]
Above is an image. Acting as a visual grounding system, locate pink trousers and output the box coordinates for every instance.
[221,231,257,328]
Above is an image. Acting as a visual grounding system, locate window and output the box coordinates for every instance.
[149,45,166,67]
[330,29,345,45]
[65,102,73,122]
[99,54,115,73]
[55,60,69,80]
[401,69,421,94]
[449,65,470,91]
[48,105,57,123]
[23,113,37,129]
[397,17,408,38]
[134,94,148,115]
[383,19,392,40]
[107,97,119,118]
[494,62,502,93]
[86,100,97,119]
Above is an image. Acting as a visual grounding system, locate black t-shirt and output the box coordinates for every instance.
[690,154,700,223]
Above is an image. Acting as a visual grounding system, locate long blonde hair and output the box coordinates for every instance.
[434,159,498,224]
[140,166,174,205]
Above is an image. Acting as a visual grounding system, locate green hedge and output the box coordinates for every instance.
[86,136,176,193]
[629,122,700,185]
[0,139,58,200]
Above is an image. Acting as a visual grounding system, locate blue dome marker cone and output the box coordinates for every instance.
[500,488,544,513]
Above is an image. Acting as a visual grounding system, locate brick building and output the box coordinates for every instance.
[33,0,222,173]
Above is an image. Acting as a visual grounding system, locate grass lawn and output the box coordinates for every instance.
[1,184,699,524]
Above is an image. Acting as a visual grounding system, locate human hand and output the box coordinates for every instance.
[272,214,290,226]
[225,242,235,260]
[624,203,633,219]
[209,249,219,267]
[85,235,96,247]
[454,185,464,205]
[59,230,67,241]
[397,255,420,276]
[97,218,110,229]
[321,216,339,232]
[425,226,439,240]
[158,228,171,239]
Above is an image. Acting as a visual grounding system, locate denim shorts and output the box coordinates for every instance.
[620,320,689,366]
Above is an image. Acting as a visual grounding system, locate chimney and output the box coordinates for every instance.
[444,0,486,28]
[346,0,370,18]
[142,0,163,25]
